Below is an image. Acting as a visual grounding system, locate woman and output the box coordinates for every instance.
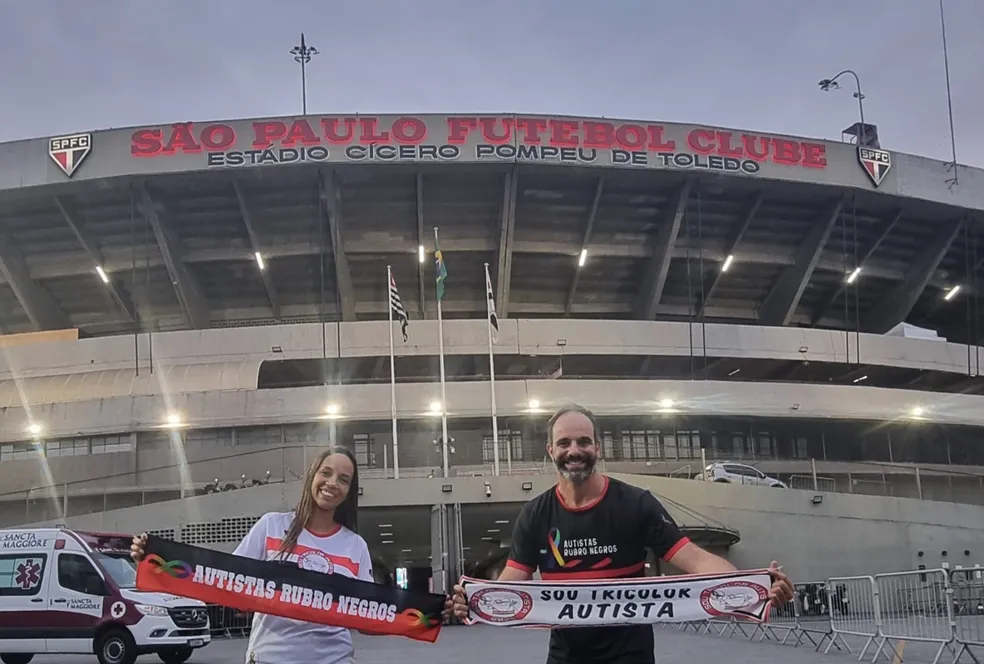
[131,447,451,664]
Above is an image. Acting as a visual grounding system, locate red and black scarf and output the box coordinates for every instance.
[136,535,445,643]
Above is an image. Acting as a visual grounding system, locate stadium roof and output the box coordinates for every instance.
[0,113,981,343]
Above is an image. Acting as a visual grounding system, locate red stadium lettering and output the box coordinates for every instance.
[515,118,549,144]
[647,126,675,152]
[800,142,828,169]
[392,117,427,144]
[684,129,827,168]
[582,121,615,149]
[771,138,800,166]
[479,117,513,144]
[687,129,716,154]
[200,125,236,151]
[164,123,203,154]
[743,135,770,161]
[124,115,827,170]
[253,122,288,149]
[615,124,648,150]
[130,129,163,157]
[282,120,320,147]
[322,118,356,144]
[715,132,745,159]
[550,120,579,148]
[446,117,477,144]
[359,118,390,144]
[131,123,237,156]
[449,118,677,152]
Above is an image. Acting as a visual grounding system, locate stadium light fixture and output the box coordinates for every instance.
[659,398,675,409]
[818,69,867,146]
[324,403,340,418]
[418,245,425,264]
[289,33,319,115]
[429,400,443,414]
[944,285,961,301]
[528,398,541,411]
[95,266,110,284]
[846,267,861,284]
[165,412,183,428]
[721,254,734,272]
[255,252,266,271]
[25,422,43,437]
[910,406,925,418]
[578,249,587,267]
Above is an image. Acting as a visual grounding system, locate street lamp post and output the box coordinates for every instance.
[818,70,867,146]
[290,33,319,115]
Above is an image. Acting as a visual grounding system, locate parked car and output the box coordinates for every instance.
[696,462,787,488]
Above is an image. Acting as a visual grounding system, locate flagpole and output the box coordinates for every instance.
[435,227,450,478]
[484,263,501,477]
[387,265,400,480]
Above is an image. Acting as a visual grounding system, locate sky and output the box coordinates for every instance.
[1,0,982,166]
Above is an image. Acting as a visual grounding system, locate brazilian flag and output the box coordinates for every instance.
[434,232,448,302]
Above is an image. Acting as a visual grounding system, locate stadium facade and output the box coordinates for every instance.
[1,113,983,587]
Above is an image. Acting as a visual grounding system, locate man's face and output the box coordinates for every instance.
[547,411,599,485]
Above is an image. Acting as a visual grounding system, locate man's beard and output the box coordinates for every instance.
[555,454,596,485]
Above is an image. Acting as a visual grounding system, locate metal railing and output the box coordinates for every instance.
[659,567,984,664]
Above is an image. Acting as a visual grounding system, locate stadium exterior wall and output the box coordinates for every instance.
[25,473,984,583]
[4,377,984,448]
[5,113,984,215]
[2,320,982,385]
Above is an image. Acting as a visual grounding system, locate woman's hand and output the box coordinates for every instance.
[130,533,148,563]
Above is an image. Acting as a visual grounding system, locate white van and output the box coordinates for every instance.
[0,528,210,664]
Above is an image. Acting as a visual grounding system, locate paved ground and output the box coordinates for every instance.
[27,625,982,664]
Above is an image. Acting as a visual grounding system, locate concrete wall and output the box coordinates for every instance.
[25,473,984,584]
[2,320,982,383]
[4,374,984,443]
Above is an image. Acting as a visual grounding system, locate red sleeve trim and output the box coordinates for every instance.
[662,536,691,563]
[505,559,534,573]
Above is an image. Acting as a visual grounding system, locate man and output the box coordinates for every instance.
[452,404,794,664]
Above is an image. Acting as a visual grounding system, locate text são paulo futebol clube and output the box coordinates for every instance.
[191,564,398,623]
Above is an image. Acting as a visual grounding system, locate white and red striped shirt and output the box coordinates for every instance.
[233,511,373,664]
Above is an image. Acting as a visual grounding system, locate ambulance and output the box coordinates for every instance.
[0,528,211,664]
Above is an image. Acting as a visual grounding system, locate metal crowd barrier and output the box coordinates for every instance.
[206,604,253,638]
[200,565,983,662]
[658,568,984,664]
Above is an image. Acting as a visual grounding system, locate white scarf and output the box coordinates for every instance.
[461,570,773,629]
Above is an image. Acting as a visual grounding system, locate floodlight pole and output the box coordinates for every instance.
[290,33,319,115]
[818,70,866,146]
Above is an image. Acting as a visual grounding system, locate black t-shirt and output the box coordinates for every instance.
[506,476,690,664]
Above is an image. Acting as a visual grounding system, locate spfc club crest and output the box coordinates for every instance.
[48,133,92,178]
[857,146,891,188]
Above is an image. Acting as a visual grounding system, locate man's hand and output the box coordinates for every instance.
[451,584,469,620]
[768,560,794,607]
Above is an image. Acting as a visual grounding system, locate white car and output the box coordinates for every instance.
[697,462,786,488]
[0,528,210,664]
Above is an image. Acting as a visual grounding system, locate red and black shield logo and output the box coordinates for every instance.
[49,133,92,178]
[858,146,891,188]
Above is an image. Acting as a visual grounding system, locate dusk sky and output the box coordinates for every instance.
[1,0,981,166]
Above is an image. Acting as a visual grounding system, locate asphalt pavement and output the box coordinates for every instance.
[27,623,964,664]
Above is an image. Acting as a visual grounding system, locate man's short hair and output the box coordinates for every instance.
[546,403,599,445]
